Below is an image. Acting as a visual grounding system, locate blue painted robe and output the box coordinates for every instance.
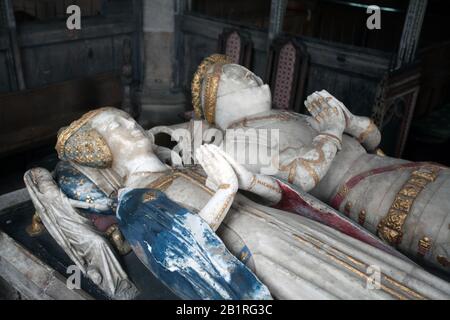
[55,161,116,215]
[117,188,272,300]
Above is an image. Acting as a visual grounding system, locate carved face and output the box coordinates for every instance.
[88,109,154,175]
[58,107,156,178]
[219,64,264,93]
[202,64,272,129]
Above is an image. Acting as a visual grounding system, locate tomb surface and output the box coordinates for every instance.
[0,189,178,300]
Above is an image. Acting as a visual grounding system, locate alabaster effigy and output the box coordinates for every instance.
[22,105,450,300]
[152,55,450,276]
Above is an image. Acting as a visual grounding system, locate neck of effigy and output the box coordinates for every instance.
[123,153,169,185]
[125,170,168,189]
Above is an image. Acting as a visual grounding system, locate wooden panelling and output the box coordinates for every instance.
[0,5,139,92]
[181,14,269,91]
[18,19,135,48]
[15,17,135,89]
[20,35,128,88]
[0,50,13,93]
[0,72,122,156]
[190,0,271,30]
[13,0,102,20]
[306,64,381,117]
[0,1,142,156]
[181,14,392,115]
[0,31,9,50]
[415,42,450,117]
[182,14,268,51]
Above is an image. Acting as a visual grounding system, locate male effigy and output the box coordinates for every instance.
[24,106,450,300]
[152,54,450,275]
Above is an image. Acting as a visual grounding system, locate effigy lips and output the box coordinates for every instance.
[117,188,272,300]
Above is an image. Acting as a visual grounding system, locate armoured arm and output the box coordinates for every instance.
[200,144,283,205]
[279,134,341,192]
[197,91,346,199]
[195,145,239,231]
[276,91,346,192]
[347,116,381,152]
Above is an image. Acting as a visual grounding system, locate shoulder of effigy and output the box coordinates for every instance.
[54,161,116,212]
[55,161,107,196]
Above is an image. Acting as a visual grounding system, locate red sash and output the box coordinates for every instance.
[330,162,447,210]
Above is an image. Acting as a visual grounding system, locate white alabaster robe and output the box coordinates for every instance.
[126,167,450,300]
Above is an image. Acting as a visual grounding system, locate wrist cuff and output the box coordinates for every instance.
[316,133,342,150]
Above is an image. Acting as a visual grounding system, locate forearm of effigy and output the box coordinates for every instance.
[350,118,381,152]
[198,186,237,231]
[279,135,339,192]
[246,174,283,205]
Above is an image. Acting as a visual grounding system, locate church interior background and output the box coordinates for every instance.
[1,0,450,300]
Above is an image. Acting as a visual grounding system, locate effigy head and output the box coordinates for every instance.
[56,108,113,168]
[56,107,153,170]
[191,54,271,128]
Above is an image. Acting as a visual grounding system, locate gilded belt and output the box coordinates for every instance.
[377,165,442,246]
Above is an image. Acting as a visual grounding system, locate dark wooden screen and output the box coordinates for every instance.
[12,0,102,21]
[218,28,253,69]
[372,64,421,157]
[265,36,309,112]
[0,0,143,157]
[0,2,6,28]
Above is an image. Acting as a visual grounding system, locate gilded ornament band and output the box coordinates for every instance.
[191,54,232,120]
[146,168,214,196]
[203,63,225,124]
[377,166,441,246]
[299,159,320,186]
[256,179,283,194]
[227,112,292,129]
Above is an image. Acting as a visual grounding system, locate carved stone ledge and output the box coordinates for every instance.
[0,230,91,300]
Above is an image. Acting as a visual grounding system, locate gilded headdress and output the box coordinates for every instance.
[55,108,113,168]
[191,54,232,124]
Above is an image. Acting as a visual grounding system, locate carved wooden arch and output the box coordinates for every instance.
[265,36,309,112]
[217,28,253,69]
[371,64,421,157]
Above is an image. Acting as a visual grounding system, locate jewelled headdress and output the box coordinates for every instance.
[56,108,113,168]
[191,54,232,124]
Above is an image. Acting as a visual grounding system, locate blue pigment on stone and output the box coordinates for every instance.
[117,188,272,300]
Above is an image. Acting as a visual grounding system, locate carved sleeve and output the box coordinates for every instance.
[245,173,283,204]
[198,184,237,231]
[279,134,340,192]
[353,119,382,152]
